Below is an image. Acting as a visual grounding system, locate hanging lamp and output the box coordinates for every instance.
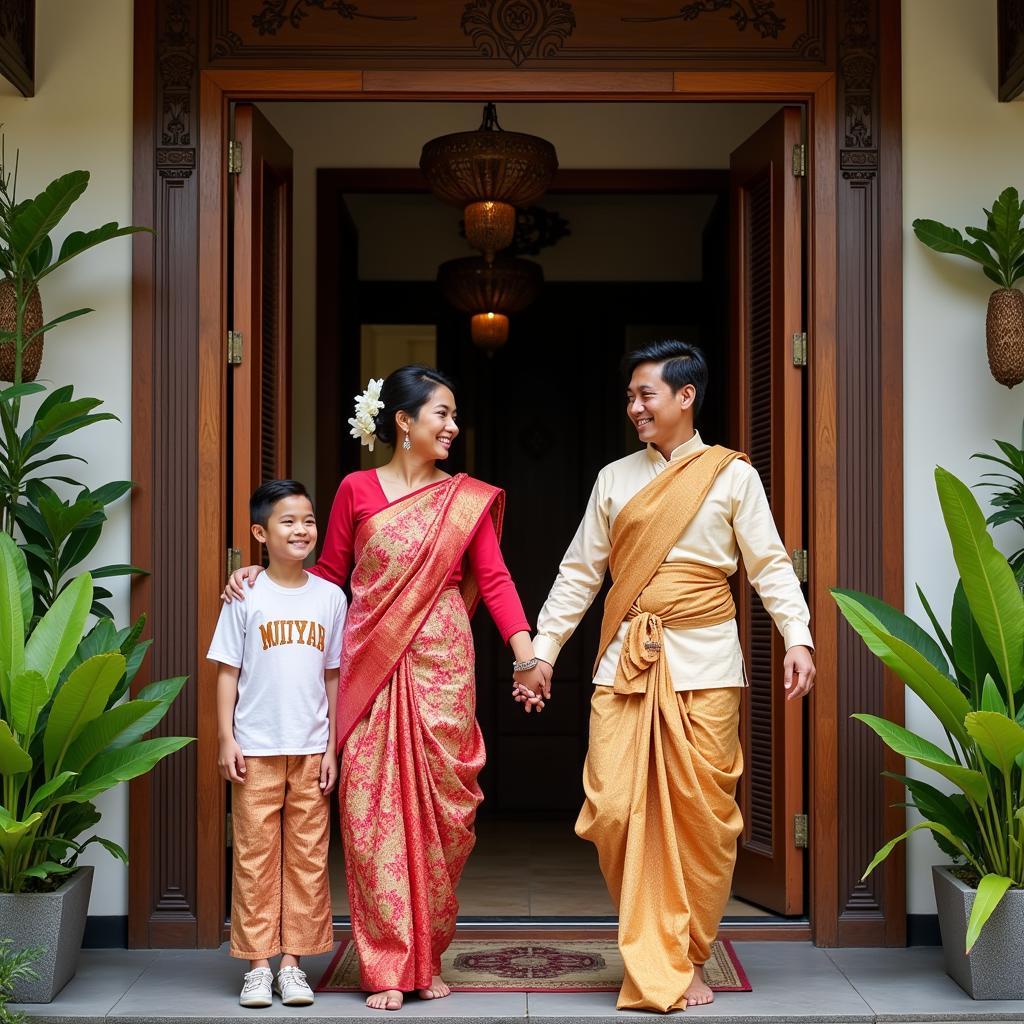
[420,103,558,263]
[437,256,543,353]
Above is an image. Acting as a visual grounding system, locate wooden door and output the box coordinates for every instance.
[231,104,293,567]
[729,107,806,915]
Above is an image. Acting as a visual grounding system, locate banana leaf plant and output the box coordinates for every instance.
[0,143,150,615]
[0,534,191,893]
[833,467,1024,954]
[973,422,1024,579]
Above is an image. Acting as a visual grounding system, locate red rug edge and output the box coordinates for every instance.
[315,939,753,994]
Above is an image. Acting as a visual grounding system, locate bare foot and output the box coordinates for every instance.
[366,989,403,1011]
[417,975,451,1000]
[684,964,714,1007]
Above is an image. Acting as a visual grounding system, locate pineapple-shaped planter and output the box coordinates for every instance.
[0,278,44,382]
[914,187,1024,389]
[986,287,1024,388]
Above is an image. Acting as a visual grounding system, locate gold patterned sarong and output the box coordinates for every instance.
[578,444,748,1012]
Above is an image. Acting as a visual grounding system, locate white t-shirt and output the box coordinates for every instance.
[206,572,347,756]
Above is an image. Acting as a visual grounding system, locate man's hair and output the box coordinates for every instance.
[250,479,312,528]
[623,340,708,418]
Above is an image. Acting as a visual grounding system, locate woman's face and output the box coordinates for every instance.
[404,385,459,461]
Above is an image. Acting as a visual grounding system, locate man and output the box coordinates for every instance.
[523,340,814,1012]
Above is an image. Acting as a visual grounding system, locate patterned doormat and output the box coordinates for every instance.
[316,938,751,993]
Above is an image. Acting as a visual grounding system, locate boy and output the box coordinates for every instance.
[208,479,347,1008]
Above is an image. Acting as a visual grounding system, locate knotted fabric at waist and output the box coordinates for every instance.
[614,562,734,695]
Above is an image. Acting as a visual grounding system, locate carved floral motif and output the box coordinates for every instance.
[622,0,787,40]
[838,0,877,181]
[461,0,576,66]
[250,0,415,35]
[159,0,197,173]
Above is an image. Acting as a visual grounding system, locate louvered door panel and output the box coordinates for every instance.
[729,107,806,915]
[232,105,293,567]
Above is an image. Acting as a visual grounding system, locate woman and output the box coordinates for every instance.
[224,365,547,1011]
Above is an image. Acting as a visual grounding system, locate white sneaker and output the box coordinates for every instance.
[239,967,273,1008]
[275,966,314,1007]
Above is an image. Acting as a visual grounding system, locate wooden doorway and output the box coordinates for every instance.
[131,7,905,949]
[197,74,837,949]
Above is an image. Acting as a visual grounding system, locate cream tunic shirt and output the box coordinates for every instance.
[533,431,813,691]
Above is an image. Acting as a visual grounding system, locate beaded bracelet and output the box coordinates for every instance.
[512,657,539,673]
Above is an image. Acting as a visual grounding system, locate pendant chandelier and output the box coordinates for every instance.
[420,103,558,263]
[438,256,543,354]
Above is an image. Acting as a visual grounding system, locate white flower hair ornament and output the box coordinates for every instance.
[348,378,385,452]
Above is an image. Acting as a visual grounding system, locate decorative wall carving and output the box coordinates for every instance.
[622,1,786,39]
[999,0,1024,101]
[159,0,197,176]
[204,0,827,68]
[838,0,877,181]
[461,0,576,65]
[250,0,415,35]
[0,0,33,97]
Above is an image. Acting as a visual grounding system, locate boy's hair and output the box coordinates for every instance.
[250,479,312,528]
[622,340,709,418]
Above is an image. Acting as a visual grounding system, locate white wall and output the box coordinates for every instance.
[258,101,777,501]
[0,0,133,916]
[902,0,1024,914]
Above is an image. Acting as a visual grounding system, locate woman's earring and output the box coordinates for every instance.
[402,431,412,451]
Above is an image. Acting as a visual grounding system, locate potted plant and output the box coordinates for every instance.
[913,187,1024,389]
[833,467,1024,999]
[0,535,191,1001]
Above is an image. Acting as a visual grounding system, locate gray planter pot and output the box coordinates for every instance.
[933,864,1024,999]
[0,865,93,1003]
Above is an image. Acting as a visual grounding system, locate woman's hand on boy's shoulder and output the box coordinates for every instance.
[222,564,263,603]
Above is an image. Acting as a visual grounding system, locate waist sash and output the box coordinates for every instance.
[614,562,734,694]
[595,443,750,685]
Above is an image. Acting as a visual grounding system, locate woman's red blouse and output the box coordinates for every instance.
[309,469,531,644]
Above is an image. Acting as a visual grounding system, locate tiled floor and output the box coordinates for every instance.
[329,817,772,920]
[15,941,1024,1022]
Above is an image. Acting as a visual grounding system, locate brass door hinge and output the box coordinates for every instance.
[227,547,242,579]
[227,330,243,365]
[227,139,242,176]
[794,813,809,849]
[792,549,808,583]
[792,143,807,177]
[792,331,808,367]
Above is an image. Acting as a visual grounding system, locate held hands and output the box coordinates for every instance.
[784,645,816,701]
[218,736,247,783]
[319,749,338,795]
[512,660,553,714]
[222,564,264,603]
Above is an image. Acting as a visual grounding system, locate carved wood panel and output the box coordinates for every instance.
[131,0,201,947]
[0,0,34,97]
[202,0,830,68]
[834,0,903,944]
[999,0,1024,101]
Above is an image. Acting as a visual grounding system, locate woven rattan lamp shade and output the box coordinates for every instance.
[438,256,543,315]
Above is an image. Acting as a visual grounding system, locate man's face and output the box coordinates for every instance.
[625,362,695,447]
[252,494,317,564]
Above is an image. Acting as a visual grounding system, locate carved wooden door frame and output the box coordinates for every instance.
[131,2,904,951]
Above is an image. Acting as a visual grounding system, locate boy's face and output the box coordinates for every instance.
[251,494,317,564]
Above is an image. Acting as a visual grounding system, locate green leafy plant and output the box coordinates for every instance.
[0,140,148,618]
[0,534,191,893]
[833,467,1024,954]
[973,423,1024,579]
[913,187,1024,291]
[0,939,41,1024]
